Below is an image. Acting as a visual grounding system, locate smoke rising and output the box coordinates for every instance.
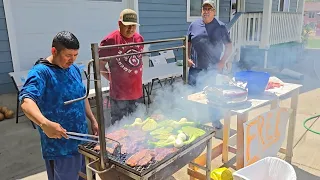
[102,68,222,134]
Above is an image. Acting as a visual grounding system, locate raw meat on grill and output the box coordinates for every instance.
[154,148,177,162]
[126,149,150,167]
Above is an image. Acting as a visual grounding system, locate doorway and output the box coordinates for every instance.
[230,0,238,21]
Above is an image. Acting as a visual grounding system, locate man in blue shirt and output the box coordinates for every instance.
[187,0,232,129]
[19,31,98,180]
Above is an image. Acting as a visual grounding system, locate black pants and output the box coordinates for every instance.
[110,97,144,125]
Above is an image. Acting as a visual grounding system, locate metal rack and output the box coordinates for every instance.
[63,36,190,171]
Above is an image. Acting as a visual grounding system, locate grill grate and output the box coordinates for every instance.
[79,124,215,176]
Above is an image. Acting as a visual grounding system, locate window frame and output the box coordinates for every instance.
[187,0,219,22]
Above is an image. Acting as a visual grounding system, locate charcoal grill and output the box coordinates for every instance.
[78,124,214,180]
[63,37,214,180]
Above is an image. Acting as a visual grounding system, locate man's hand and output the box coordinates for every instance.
[91,119,99,136]
[217,60,226,72]
[41,120,68,139]
[188,59,195,67]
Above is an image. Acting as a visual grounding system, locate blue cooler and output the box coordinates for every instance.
[234,71,270,95]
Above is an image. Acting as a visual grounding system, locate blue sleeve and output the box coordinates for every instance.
[19,67,46,105]
[221,25,232,44]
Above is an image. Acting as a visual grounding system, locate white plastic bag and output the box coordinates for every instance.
[233,157,297,180]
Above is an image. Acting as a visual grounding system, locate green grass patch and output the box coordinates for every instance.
[307,38,320,49]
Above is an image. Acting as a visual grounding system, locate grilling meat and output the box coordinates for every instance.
[154,148,177,161]
[93,145,115,154]
[125,147,178,167]
[126,149,150,167]
[126,149,156,167]
[137,151,155,166]
[106,129,128,141]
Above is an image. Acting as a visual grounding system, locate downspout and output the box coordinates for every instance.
[260,0,273,68]
[216,0,220,19]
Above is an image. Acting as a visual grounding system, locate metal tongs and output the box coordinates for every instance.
[66,132,122,155]
[67,132,99,143]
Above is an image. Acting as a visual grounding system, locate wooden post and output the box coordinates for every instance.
[285,89,300,163]
[259,0,273,49]
[236,112,249,170]
[222,111,231,163]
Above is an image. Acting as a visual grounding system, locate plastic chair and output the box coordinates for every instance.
[8,70,36,129]
[233,157,297,180]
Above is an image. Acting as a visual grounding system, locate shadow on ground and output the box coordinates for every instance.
[293,165,320,180]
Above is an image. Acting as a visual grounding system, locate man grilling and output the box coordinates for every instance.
[187,0,233,129]
[99,9,145,125]
[19,31,98,180]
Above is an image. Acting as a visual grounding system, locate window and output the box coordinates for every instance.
[230,0,237,20]
[187,0,218,22]
[278,0,290,12]
[309,12,315,18]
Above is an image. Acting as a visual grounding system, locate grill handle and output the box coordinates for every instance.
[87,159,115,174]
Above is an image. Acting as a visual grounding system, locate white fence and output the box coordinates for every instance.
[229,12,302,47]
[269,12,302,45]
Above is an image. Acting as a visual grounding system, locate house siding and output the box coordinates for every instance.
[245,0,279,12]
[240,42,304,70]
[290,0,298,12]
[0,0,15,94]
[138,0,189,60]
[245,0,298,12]
[218,0,231,23]
[138,0,232,61]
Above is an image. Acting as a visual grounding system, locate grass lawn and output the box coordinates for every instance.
[307,38,320,49]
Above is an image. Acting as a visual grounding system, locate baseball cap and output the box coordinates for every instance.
[119,9,140,26]
[202,0,216,9]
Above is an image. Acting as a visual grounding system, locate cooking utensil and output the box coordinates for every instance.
[67,132,99,143]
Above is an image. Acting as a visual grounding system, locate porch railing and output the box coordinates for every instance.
[227,13,242,62]
[269,12,302,45]
[227,12,302,48]
[224,11,303,71]
[242,12,263,46]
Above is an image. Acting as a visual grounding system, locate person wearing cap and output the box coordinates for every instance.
[99,9,144,125]
[187,0,233,129]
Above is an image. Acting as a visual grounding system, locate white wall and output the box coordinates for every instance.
[4,0,127,71]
